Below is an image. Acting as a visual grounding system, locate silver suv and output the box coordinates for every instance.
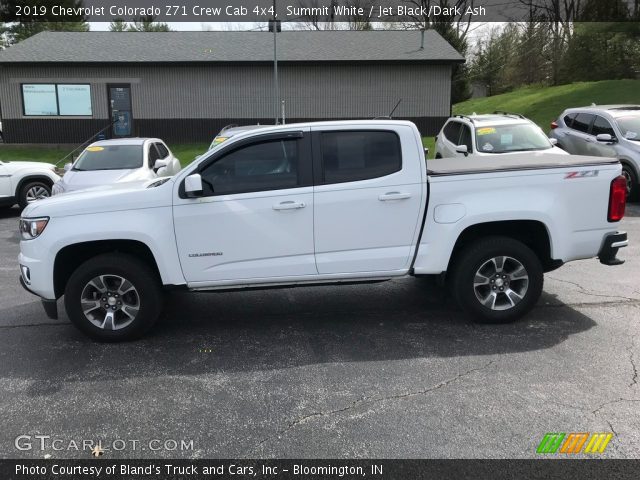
[435,112,567,159]
[550,105,640,199]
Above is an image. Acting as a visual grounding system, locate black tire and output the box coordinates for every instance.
[64,253,162,342]
[450,236,543,324]
[18,180,52,209]
[621,164,638,202]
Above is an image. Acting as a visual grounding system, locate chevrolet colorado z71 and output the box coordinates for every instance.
[18,121,628,341]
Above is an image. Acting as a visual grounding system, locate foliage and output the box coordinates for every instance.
[453,80,640,129]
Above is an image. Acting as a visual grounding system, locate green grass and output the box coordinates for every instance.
[453,79,640,129]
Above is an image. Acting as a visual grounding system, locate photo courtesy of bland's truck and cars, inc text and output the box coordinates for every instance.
[0,0,639,479]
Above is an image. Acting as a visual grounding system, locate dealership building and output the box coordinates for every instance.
[0,30,464,144]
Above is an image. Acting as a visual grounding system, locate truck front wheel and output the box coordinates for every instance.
[450,237,543,323]
[64,253,162,341]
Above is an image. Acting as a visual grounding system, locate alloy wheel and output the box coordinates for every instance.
[25,185,50,203]
[80,275,140,330]
[473,256,529,311]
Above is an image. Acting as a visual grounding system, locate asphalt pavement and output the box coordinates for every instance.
[0,204,639,459]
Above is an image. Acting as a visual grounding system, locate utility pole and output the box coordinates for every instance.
[269,0,281,124]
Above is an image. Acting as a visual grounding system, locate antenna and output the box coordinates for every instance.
[389,98,402,118]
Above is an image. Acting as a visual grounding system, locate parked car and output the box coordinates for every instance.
[209,124,266,150]
[435,112,568,158]
[0,160,59,209]
[18,120,628,341]
[549,105,640,200]
[52,138,181,195]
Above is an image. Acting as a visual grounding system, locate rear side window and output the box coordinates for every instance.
[591,116,615,137]
[572,113,594,133]
[320,131,401,184]
[443,121,462,144]
[563,113,576,128]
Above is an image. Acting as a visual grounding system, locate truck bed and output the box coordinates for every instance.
[427,152,619,176]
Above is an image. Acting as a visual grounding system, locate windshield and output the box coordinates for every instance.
[475,124,552,153]
[73,145,143,171]
[615,115,640,141]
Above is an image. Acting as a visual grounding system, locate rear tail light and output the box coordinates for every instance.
[550,121,558,130]
[608,175,627,222]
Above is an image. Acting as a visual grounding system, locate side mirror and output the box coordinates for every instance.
[153,159,168,171]
[63,163,72,172]
[549,138,558,146]
[596,133,616,143]
[184,173,203,197]
[455,145,469,156]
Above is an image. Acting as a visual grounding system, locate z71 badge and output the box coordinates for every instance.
[565,170,599,179]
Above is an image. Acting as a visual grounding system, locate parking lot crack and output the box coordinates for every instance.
[627,334,638,388]
[592,397,640,416]
[547,276,638,302]
[246,360,495,455]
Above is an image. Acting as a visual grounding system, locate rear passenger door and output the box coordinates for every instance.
[311,126,424,275]
[566,113,595,155]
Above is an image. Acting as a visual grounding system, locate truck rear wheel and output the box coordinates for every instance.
[64,253,162,341]
[450,237,543,323]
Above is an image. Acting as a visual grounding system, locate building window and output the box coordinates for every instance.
[22,84,92,116]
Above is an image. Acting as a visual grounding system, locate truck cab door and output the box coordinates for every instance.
[311,126,424,274]
[173,130,317,284]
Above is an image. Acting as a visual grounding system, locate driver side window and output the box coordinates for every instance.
[200,139,299,195]
[148,144,161,168]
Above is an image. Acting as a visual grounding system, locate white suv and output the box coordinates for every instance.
[435,112,568,158]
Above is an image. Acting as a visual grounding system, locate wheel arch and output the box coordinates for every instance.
[53,240,162,299]
[14,174,55,197]
[448,220,557,273]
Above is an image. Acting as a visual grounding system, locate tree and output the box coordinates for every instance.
[108,16,172,32]
[109,19,128,32]
[127,16,172,32]
[0,0,89,46]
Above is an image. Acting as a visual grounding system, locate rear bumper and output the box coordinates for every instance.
[598,231,627,266]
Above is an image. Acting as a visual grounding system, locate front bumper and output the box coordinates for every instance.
[598,231,628,266]
[19,274,58,320]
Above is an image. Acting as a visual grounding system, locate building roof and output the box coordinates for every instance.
[0,30,465,64]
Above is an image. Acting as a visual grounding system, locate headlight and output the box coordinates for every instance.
[52,182,65,195]
[19,217,49,240]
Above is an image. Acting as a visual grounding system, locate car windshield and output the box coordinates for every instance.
[475,123,552,153]
[615,115,640,141]
[73,145,143,171]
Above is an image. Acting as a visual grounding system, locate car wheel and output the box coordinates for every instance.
[450,236,543,324]
[18,181,51,209]
[621,164,638,202]
[64,253,162,342]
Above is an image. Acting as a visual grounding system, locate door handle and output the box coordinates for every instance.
[379,192,411,201]
[273,200,306,210]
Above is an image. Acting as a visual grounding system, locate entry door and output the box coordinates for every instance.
[312,127,424,274]
[108,85,133,137]
[173,131,317,284]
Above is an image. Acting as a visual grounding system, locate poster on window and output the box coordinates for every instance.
[57,84,92,116]
[22,84,57,116]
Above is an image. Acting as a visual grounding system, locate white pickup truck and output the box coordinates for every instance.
[18,121,628,341]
